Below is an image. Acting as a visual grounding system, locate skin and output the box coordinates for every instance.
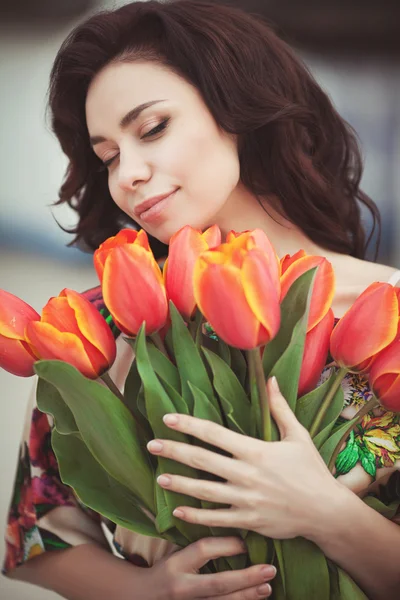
[86,60,400,599]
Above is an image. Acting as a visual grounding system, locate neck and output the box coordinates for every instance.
[214,184,328,259]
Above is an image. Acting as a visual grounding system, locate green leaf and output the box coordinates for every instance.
[135,326,210,542]
[34,360,155,513]
[52,430,158,537]
[202,347,251,436]
[358,444,376,478]
[169,302,215,412]
[280,537,330,600]
[230,347,247,388]
[190,381,223,426]
[334,431,359,476]
[160,379,190,415]
[296,374,335,429]
[123,358,154,449]
[147,341,181,391]
[363,496,400,519]
[337,566,368,599]
[245,531,269,565]
[36,376,78,435]
[262,268,317,382]
[267,269,318,412]
[319,415,359,467]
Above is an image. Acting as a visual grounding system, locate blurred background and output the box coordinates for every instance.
[1,0,399,597]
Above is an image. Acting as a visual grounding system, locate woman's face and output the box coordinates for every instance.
[85,60,241,243]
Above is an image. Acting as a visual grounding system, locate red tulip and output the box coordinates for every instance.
[193,229,281,349]
[280,251,335,330]
[26,289,116,379]
[0,290,39,377]
[369,338,400,412]
[94,229,168,336]
[330,283,399,372]
[164,225,221,320]
[298,309,335,397]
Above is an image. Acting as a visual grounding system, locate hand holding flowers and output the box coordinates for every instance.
[1,224,399,600]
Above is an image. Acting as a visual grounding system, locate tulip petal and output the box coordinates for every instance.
[241,248,281,340]
[0,290,40,339]
[331,283,399,369]
[0,334,37,377]
[94,229,150,280]
[194,259,264,349]
[280,250,306,276]
[369,339,400,411]
[298,309,334,397]
[202,224,222,248]
[102,246,168,336]
[62,289,116,365]
[280,256,335,330]
[26,322,100,379]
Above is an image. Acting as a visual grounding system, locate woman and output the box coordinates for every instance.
[3,1,400,598]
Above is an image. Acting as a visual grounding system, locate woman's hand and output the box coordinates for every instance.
[148,378,345,541]
[150,536,276,599]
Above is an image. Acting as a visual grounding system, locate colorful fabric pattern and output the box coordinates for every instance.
[3,281,400,575]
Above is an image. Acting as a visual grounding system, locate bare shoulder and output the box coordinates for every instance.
[330,256,399,317]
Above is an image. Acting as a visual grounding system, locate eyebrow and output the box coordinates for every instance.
[89,100,166,147]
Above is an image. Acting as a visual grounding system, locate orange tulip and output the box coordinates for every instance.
[164,225,221,320]
[26,289,116,379]
[280,250,335,330]
[0,290,39,377]
[369,338,400,412]
[193,229,281,349]
[298,309,335,397]
[330,282,399,372]
[94,229,168,336]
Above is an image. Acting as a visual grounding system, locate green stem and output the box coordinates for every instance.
[100,372,124,402]
[309,367,347,438]
[248,348,271,441]
[328,395,380,472]
[150,332,169,358]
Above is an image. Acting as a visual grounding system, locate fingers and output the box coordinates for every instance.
[193,563,276,598]
[157,473,244,506]
[266,376,304,439]
[161,412,255,460]
[173,536,247,571]
[147,437,244,483]
[212,581,272,599]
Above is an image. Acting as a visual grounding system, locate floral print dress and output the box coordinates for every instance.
[3,272,400,576]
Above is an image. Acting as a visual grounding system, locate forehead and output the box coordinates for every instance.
[85,61,197,132]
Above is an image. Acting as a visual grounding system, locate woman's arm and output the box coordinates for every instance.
[7,543,159,600]
[308,486,400,600]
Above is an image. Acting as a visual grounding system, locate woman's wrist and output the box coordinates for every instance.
[303,480,359,556]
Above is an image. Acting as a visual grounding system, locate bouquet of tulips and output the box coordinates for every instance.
[1,225,400,600]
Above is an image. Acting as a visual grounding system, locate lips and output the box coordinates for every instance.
[134,189,178,219]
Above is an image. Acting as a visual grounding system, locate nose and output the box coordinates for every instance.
[117,146,152,192]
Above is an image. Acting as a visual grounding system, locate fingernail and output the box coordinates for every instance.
[173,508,184,518]
[163,414,179,425]
[157,475,171,486]
[257,583,272,595]
[261,565,276,578]
[147,440,163,452]
[270,376,279,392]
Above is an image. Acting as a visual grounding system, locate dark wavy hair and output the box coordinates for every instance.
[48,0,380,259]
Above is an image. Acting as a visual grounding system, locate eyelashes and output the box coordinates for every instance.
[96,117,171,172]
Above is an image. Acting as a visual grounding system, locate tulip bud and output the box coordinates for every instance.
[164,225,221,320]
[193,229,281,349]
[298,309,335,397]
[369,338,400,412]
[26,289,116,379]
[280,252,335,331]
[94,229,168,336]
[0,290,39,377]
[330,282,399,372]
